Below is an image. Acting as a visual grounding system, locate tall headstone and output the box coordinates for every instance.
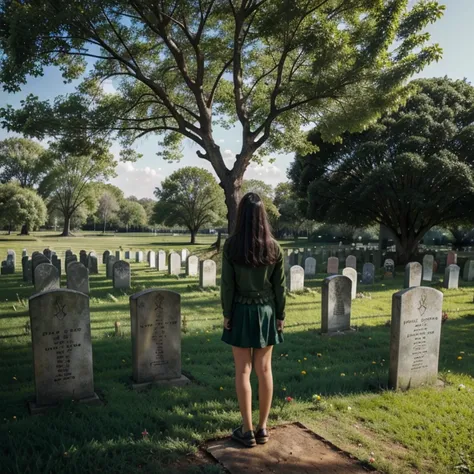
[327,256,339,275]
[345,255,357,270]
[106,256,117,279]
[32,254,50,284]
[87,252,98,275]
[389,287,443,390]
[67,262,90,295]
[136,251,144,263]
[288,265,304,292]
[199,260,216,287]
[463,259,474,281]
[342,267,357,300]
[168,253,181,276]
[447,251,457,266]
[113,261,131,289]
[130,289,190,388]
[304,257,316,277]
[362,262,375,284]
[186,255,199,276]
[157,250,166,271]
[321,275,352,334]
[444,264,460,289]
[181,249,189,263]
[149,251,156,268]
[404,262,422,288]
[79,250,87,266]
[65,255,78,275]
[28,289,98,413]
[422,255,434,282]
[34,263,60,293]
[102,250,111,265]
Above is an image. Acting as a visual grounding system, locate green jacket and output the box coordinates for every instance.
[220,240,286,320]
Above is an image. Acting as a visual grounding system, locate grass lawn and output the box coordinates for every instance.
[0,232,473,474]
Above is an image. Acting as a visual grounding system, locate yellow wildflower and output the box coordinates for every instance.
[301,370,307,375]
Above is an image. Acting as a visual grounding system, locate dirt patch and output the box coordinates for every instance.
[204,422,377,473]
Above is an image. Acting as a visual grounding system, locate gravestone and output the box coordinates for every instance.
[147,251,152,263]
[149,251,156,268]
[43,249,52,261]
[32,254,50,284]
[102,250,110,265]
[181,249,189,263]
[362,263,375,284]
[51,254,61,277]
[304,257,316,277]
[342,267,357,300]
[168,253,181,276]
[404,262,422,288]
[125,250,130,260]
[200,260,217,287]
[34,263,60,293]
[1,259,14,275]
[444,264,460,289]
[422,255,434,282]
[136,251,144,263]
[389,286,443,391]
[321,275,352,334]
[157,250,166,271]
[26,260,33,283]
[383,259,395,279]
[65,249,73,258]
[67,262,90,295]
[447,251,457,266]
[79,250,87,266]
[87,252,98,275]
[463,259,474,281]
[7,249,16,266]
[345,255,357,270]
[106,256,117,279]
[22,256,30,282]
[327,256,339,275]
[288,265,304,292]
[116,250,122,260]
[186,255,199,276]
[22,249,28,258]
[28,289,98,413]
[113,261,131,289]
[130,289,190,388]
[65,255,78,275]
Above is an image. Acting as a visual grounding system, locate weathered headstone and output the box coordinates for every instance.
[28,289,98,413]
[102,250,110,265]
[327,256,339,275]
[389,286,443,390]
[444,264,460,289]
[149,251,156,268]
[447,251,457,266]
[67,262,90,295]
[422,255,434,282]
[43,249,52,261]
[186,255,199,276]
[463,259,474,281]
[362,262,375,284]
[157,250,166,271]
[7,249,16,266]
[181,248,189,263]
[383,259,395,279]
[34,263,60,293]
[32,254,50,283]
[65,249,73,258]
[136,251,144,263]
[65,255,78,275]
[113,261,131,289]
[168,253,181,276]
[342,267,357,300]
[87,252,98,275]
[404,262,422,288]
[199,259,216,287]
[321,275,352,334]
[345,255,357,270]
[130,289,190,388]
[79,250,87,266]
[304,257,316,277]
[288,265,304,292]
[106,255,117,279]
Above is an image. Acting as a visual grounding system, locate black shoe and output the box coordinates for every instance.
[255,426,269,444]
[231,425,256,447]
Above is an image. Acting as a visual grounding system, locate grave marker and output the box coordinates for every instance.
[200,260,216,287]
[106,255,117,279]
[168,253,181,276]
[34,263,60,293]
[404,262,422,288]
[447,251,457,266]
[342,267,357,300]
[345,255,357,270]
[113,261,131,289]
[327,257,339,275]
[136,251,144,263]
[157,250,166,271]
[321,275,352,334]
[186,255,199,276]
[304,257,316,277]
[149,251,156,268]
[67,262,90,295]
[87,252,98,275]
[288,265,304,292]
[463,259,474,281]
[444,264,460,289]
[422,255,434,282]
[362,262,375,284]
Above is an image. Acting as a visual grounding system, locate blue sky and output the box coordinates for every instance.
[1,0,472,199]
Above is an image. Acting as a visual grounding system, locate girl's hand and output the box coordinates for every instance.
[224,317,231,330]
[277,319,284,332]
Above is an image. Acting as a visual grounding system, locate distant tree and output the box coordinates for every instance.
[118,200,147,232]
[138,198,155,225]
[0,183,47,234]
[39,142,116,236]
[153,167,225,244]
[97,191,120,233]
[290,78,474,263]
[273,182,308,238]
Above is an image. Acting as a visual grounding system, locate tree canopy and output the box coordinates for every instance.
[0,0,444,229]
[153,167,225,243]
[118,199,148,231]
[290,77,474,263]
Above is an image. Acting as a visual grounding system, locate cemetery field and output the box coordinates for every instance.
[0,235,473,474]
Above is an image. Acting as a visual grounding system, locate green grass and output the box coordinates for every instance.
[0,233,473,474]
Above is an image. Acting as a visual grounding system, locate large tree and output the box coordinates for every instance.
[0,0,444,230]
[290,78,474,263]
[153,167,225,244]
[118,200,148,232]
[97,191,120,233]
[0,182,47,234]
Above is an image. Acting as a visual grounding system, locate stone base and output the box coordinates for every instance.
[28,392,101,415]
[320,327,357,337]
[132,374,191,391]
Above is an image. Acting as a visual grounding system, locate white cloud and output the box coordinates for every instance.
[108,161,163,198]
[223,149,236,168]
[244,160,285,186]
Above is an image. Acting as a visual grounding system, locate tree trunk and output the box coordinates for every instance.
[394,233,422,265]
[103,218,106,233]
[190,230,196,244]
[20,223,29,235]
[61,215,71,236]
[222,178,242,234]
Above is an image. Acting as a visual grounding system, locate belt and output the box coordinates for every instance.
[234,290,275,305]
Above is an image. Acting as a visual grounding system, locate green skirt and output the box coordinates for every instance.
[221,302,284,348]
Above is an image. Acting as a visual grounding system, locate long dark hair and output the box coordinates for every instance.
[228,192,279,267]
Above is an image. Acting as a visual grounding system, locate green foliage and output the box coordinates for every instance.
[0,182,47,231]
[273,182,309,237]
[0,137,48,188]
[153,167,225,238]
[118,200,148,230]
[290,78,474,261]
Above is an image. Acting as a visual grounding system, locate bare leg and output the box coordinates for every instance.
[253,345,274,430]
[232,346,254,433]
